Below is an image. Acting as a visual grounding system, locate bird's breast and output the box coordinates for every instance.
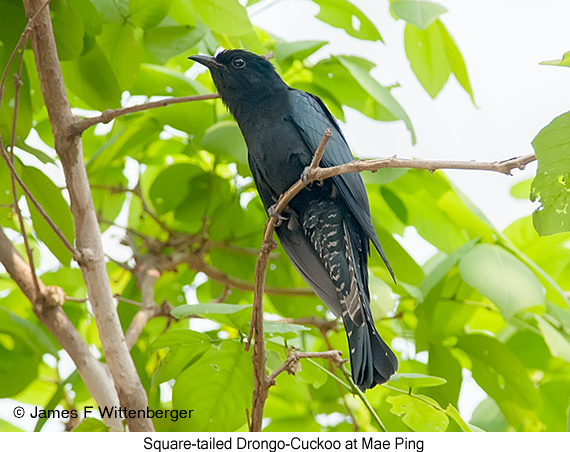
[247,118,312,196]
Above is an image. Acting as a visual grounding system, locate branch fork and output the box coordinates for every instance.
[267,349,346,387]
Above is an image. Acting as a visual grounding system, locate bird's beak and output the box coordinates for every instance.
[188,54,221,69]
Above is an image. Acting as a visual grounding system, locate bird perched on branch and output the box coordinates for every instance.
[189,49,397,390]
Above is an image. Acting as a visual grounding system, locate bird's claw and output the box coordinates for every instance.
[301,166,311,188]
[268,205,288,227]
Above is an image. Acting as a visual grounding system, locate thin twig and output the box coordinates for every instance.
[0,140,81,261]
[162,249,316,296]
[319,328,358,430]
[65,296,87,303]
[280,316,339,333]
[0,0,51,105]
[8,41,41,300]
[213,285,231,303]
[339,363,387,432]
[267,349,344,385]
[72,93,220,134]
[114,294,143,307]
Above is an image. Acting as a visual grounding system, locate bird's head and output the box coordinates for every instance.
[189,49,287,115]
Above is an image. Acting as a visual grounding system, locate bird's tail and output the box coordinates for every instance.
[343,305,398,390]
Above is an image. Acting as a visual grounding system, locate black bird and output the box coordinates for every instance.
[189,49,398,390]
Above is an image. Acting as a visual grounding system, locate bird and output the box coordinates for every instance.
[189,49,398,390]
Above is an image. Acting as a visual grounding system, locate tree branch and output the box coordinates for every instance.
[155,247,316,296]
[280,316,339,333]
[309,153,536,181]
[0,140,81,261]
[72,93,220,134]
[125,256,161,350]
[247,129,332,432]
[267,349,344,385]
[22,0,153,431]
[0,227,123,431]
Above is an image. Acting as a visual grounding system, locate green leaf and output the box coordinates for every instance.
[391,0,447,29]
[311,58,388,123]
[510,178,533,200]
[503,216,570,304]
[458,244,545,319]
[129,0,172,29]
[201,121,248,167]
[540,51,570,68]
[419,238,478,296]
[191,0,253,36]
[171,303,252,331]
[51,4,85,60]
[87,116,163,174]
[173,172,234,232]
[445,404,472,432]
[294,358,328,389]
[386,170,494,252]
[337,56,416,144]
[274,40,328,64]
[150,329,211,353]
[535,315,570,362]
[456,334,541,423]
[0,306,53,397]
[90,166,128,231]
[0,1,26,55]
[144,23,208,64]
[73,0,103,36]
[88,0,126,23]
[172,340,252,431]
[438,20,475,104]
[150,330,211,387]
[538,381,570,432]
[312,0,383,42]
[370,226,424,286]
[170,0,198,26]
[0,59,32,143]
[387,394,449,432]
[404,21,450,99]
[530,110,570,235]
[264,322,310,339]
[390,372,447,388]
[470,397,507,432]
[61,43,122,110]
[14,140,54,165]
[97,23,143,90]
[424,344,462,408]
[72,418,110,432]
[0,305,58,356]
[20,165,75,266]
[0,418,24,432]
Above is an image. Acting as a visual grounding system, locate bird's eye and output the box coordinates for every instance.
[231,57,246,69]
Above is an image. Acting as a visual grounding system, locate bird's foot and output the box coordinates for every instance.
[268,204,288,227]
[301,166,311,188]
[301,166,322,188]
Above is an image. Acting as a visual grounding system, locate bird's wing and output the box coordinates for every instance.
[275,221,343,317]
[287,89,395,280]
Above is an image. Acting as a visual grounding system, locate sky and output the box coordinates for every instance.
[251,0,570,261]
